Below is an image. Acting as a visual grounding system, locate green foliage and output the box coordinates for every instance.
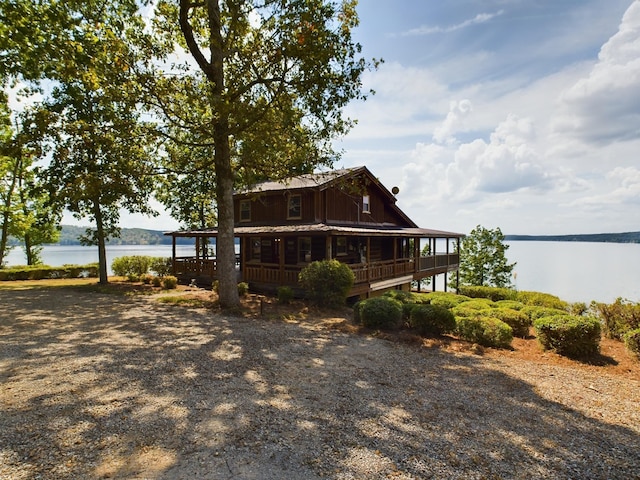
[152,276,162,287]
[457,285,517,301]
[516,291,568,310]
[277,286,294,305]
[299,260,355,308]
[0,263,99,281]
[111,256,153,277]
[456,225,516,288]
[521,306,570,322]
[383,290,417,304]
[149,257,172,277]
[490,308,532,338]
[161,275,178,290]
[409,304,456,336]
[623,329,640,359]
[455,316,513,348]
[534,315,601,357]
[590,298,640,340]
[141,274,153,285]
[237,282,249,297]
[496,300,526,310]
[359,297,403,331]
[422,291,470,308]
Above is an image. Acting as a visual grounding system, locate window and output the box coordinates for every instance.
[250,237,261,261]
[298,237,311,262]
[240,200,251,222]
[336,236,347,256]
[288,194,301,219]
[362,194,370,213]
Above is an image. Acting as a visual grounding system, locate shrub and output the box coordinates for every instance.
[277,286,294,304]
[150,257,172,277]
[516,291,568,310]
[521,306,569,322]
[0,263,99,281]
[496,300,525,311]
[455,316,513,348]
[457,285,517,301]
[410,304,456,336]
[140,274,154,285]
[534,315,601,357]
[299,259,355,308]
[591,298,640,340]
[491,308,531,338]
[459,298,496,310]
[111,256,152,277]
[383,290,417,304]
[623,328,640,359]
[161,275,178,289]
[237,282,249,297]
[152,276,162,287]
[212,280,219,293]
[360,297,403,330]
[423,291,470,308]
[451,305,488,318]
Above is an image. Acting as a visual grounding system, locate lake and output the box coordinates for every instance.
[3,241,640,304]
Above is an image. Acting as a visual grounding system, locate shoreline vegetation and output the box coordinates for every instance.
[7,225,640,247]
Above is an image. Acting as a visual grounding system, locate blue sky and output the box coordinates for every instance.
[122,1,640,235]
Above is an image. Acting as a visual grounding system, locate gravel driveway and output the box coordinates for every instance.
[1,287,639,479]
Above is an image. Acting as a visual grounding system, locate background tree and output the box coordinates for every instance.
[34,5,160,283]
[456,225,516,288]
[150,0,377,308]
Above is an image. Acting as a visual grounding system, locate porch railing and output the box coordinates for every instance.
[173,253,458,286]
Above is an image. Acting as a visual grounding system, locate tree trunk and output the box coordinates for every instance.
[93,200,108,284]
[0,157,20,266]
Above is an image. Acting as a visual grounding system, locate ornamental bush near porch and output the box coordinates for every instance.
[534,315,601,357]
[299,259,355,308]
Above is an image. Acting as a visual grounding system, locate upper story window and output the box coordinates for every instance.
[239,200,251,222]
[288,194,302,219]
[362,194,370,213]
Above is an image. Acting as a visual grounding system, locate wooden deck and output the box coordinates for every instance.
[172,253,459,295]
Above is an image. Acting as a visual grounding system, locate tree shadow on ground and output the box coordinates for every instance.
[1,288,639,479]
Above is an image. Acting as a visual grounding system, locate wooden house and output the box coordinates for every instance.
[166,166,464,298]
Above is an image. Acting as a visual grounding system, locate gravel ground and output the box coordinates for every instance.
[1,287,639,479]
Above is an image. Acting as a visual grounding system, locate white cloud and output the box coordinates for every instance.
[432,99,472,145]
[401,10,505,36]
[552,0,640,144]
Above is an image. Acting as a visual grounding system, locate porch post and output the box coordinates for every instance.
[171,235,176,275]
[279,236,285,285]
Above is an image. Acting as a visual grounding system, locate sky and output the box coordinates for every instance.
[112,1,640,235]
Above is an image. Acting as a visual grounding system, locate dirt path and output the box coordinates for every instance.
[1,287,639,479]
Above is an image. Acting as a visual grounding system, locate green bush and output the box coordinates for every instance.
[422,291,470,308]
[237,282,249,297]
[161,275,178,290]
[490,308,532,338]
[521,306,569,322]
[457,285,517,301]
[299,259,355,308]
[150,257,172,277]
[534,315,601,357]
[383,290,417,304]
[277,286,294,304]
[460,298,496,310]
[360,297,403,330]
[496,300,525,310]
[623,328,640,359]
[410,304,456,336]
[0,264,99,281]
[455,316,513,348]
[111,256,153,277]
[152,276,162,287]
[516,291,568,310]
[591,298,640,340]
[141,274,154,285]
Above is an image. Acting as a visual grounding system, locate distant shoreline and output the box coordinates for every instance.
[505,232,640,244]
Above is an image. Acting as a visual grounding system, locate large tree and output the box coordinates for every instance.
[457,225,516,288]
[33,3,159,283]
[152,0,376,308]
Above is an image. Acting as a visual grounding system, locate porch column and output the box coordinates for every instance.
[279,236,285,285]
[171,235,176,275]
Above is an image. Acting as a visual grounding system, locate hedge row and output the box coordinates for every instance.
[0,264,99,281]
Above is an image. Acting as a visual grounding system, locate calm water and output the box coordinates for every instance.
[4,241,640,304]
[4,245,195,276]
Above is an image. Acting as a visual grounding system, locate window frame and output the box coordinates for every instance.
[362,194,370,214]
[287,194,302,220]
[239,200,251,222]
